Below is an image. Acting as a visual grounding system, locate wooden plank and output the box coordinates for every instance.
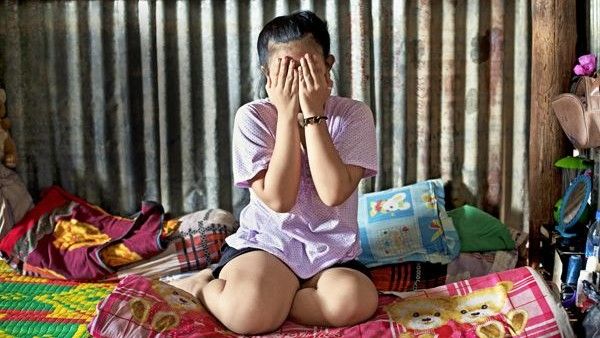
[529,0,575,267]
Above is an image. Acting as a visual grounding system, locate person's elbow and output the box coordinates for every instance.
[319,191,350,207]
[265,198,296,213]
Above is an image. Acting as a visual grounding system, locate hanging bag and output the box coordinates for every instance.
[552,76,600,149]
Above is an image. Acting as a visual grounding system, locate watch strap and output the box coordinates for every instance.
[299,115,328,127]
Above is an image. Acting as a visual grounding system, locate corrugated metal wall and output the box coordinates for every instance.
[0,0,530,229]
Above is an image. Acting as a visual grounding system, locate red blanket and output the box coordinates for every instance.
[0,186,165,281]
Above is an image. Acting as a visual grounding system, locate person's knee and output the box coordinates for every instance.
[218,281,291,334]
[323,277,379,326]
[211,251,298,334]
[220,301,286,334]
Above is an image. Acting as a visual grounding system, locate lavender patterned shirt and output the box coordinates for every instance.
[227,96,378,279]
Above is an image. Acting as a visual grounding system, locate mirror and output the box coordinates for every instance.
[556,173,592,238]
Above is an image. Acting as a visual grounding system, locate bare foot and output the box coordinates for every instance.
[167,268,214,300]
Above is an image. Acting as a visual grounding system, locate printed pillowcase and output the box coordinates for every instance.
[357,178,460,267]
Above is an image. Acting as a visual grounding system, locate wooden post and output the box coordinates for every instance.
[529,1,576,267]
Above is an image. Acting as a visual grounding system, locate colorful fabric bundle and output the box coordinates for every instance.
[0,260,114,337]
[113,209,238,281]
[0,186,166,281]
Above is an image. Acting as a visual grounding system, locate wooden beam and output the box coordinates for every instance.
[529,1,576,267]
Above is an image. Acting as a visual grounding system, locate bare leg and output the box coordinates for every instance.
[169,251,299,335]
[289,267,378,327]
[167,268,214,303]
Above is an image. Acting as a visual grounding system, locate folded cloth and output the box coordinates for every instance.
[112,209,237,281]
[448,204,515,252]
[0,186,166,281]
[446,226,528,283]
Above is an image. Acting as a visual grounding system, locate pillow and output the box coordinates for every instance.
[357,178,460,267]
[370,261,448,292]
[371,227,528,292]
[447,204,515,252]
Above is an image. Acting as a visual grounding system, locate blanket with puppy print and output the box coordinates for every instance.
[88,267,573,337]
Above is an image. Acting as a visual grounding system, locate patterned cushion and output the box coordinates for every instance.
[113,209,238,281]
[169,209,237,273]
[357,179,460,267]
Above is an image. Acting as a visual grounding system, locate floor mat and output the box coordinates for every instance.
[0,261,115,338]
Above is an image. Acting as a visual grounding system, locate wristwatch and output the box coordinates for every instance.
[298,113,328,127]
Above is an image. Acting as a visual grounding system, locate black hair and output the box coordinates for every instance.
[255,11,330,98]
[257,10,330,67]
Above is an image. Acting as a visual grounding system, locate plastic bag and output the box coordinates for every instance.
[583,280,600,337]
[584,305,600,337]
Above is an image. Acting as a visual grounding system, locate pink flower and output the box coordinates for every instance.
[574,54,596,76]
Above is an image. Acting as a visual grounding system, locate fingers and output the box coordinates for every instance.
[300,54,331,91]
[291,68,299,94]
[305,54,319,87]
[284,60,295,93]
[279,57,292,89]
[266,54,333,98]
[300,57,312,88]
[273,57,282,87]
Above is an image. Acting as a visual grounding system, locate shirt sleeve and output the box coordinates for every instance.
[332,102,378,178]
[231,105,275,188]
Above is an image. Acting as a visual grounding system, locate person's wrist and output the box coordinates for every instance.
[302,107,324,118]
[277,110,299,124]
[303,119,327,128]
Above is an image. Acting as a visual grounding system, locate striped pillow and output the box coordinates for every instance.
[370,261,448,292]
